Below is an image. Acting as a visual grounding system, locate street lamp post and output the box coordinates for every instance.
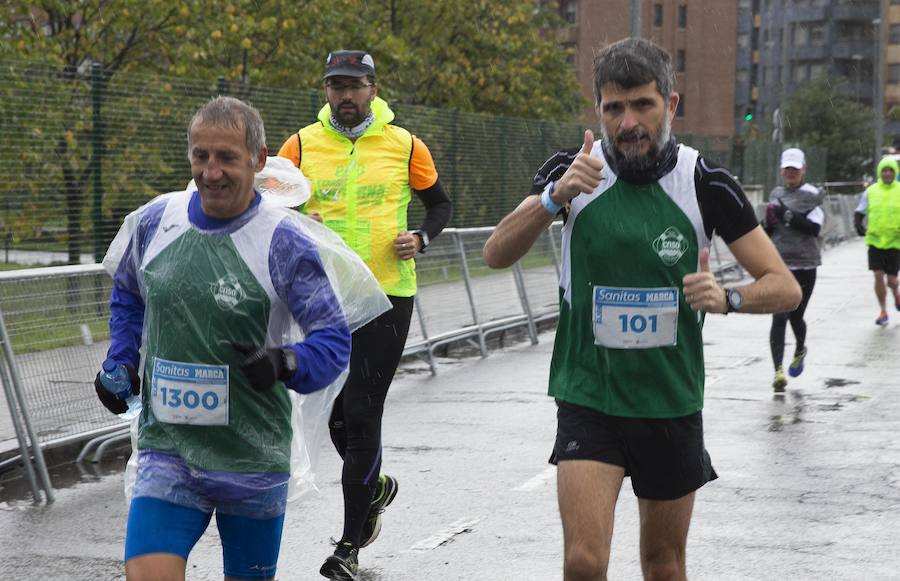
[631,0,641,38]
[851,54,863,102]
[874,0,886,162]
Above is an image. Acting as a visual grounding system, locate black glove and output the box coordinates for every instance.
[772,201,787,220]
[93,365,141,415]
[231,342,293,392]
[854,212,866,237]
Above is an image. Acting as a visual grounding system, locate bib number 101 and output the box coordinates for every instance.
[618,313,658,333]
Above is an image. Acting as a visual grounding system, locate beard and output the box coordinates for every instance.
[334,102,365,127]
[601,115,672,175]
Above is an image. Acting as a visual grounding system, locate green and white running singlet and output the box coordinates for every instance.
[135,195,300,473]
[536,143,758,418]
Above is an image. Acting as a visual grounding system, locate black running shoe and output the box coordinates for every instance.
[359,474,399,548]
[320,541,358,581]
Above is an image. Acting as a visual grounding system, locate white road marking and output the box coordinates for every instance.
[513,467,556,492]
[408,517,482,551]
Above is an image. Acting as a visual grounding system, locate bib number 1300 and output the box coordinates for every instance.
[151,357,229,426]
[156,387,220,411]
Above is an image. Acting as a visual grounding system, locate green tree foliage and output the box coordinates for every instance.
[1,1,185,262]
[0,0,584,262]
[342,0,585,120]
[783,77,874,182]
[164,0,585,120]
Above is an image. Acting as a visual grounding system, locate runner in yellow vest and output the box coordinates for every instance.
[854,156,900,325]
[277,50,451,581]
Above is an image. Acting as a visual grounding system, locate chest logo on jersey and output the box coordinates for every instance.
[652,227,688,266]
[210,274,246,311]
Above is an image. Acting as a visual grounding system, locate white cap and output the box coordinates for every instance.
[780,148,805,169]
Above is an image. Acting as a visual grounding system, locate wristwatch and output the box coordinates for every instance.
[279,347,298,381]
[412,230,430,252]
[726,288,744,313]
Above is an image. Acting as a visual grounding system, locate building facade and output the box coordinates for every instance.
[557,0,738,147]
[735,0,898,148]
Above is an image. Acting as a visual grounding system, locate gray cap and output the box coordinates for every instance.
[324,51,376,79]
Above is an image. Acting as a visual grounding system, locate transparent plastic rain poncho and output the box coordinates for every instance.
[103,157,390,514]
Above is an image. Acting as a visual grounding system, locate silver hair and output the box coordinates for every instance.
[187,96,266,160]
[592,38,674,105]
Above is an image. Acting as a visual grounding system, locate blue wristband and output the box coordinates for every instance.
[540,181,563,215]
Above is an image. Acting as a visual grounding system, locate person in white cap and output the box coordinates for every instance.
[763,148,825,392]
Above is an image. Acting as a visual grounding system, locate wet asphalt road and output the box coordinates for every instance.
[1,238,899,580]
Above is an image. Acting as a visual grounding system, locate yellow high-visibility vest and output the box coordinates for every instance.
[865,184,900,250]
[299,97,416,296]
[865,157,900,250]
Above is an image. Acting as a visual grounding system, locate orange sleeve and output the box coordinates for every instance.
[277,133,301,167]
[409,135,439,190]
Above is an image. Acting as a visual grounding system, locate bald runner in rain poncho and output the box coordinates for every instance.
[94,96,389,581]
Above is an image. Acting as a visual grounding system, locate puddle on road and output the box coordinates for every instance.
[768,393,805,432]
[768,382,868,432]
[0,445,129,505]
[823,378,861,388]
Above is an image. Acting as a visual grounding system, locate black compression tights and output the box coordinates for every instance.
[770,268,817,369]
[328,295,414,547]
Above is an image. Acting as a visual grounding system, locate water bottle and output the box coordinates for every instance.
[99,363,142,420]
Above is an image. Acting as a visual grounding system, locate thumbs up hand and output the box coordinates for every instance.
[553,129,605,205]
[682,247,727,313]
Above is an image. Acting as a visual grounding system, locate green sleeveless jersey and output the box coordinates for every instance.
[550,145,708,418]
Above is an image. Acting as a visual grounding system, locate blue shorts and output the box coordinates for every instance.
[125,497,285,580]
[125,451,289,580]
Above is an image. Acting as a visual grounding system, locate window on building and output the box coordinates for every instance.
[678,4,687,29]
[793,25,808,47]
[890,24,900,45]
[889,64,900,84]
[560,0,577,25]
[809,24,825,46]
[792,64,808,83]
[809,63,825,80]
[654,3,663,27]
[738,33,750,49]
[676,50,686,73]
[563,43,577,66]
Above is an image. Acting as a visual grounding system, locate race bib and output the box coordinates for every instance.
[150,357,229,425]
[592,286,679,349]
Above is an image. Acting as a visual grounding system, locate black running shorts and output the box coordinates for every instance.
[549,400,718,500]
[867,247,900,276]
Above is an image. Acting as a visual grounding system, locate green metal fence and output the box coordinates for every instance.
[0,60,820,266]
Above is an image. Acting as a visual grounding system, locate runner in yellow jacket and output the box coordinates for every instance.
[854,156,900,325]
[277,50,452,581]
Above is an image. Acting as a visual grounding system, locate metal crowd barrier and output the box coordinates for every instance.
[0,201,863,503]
